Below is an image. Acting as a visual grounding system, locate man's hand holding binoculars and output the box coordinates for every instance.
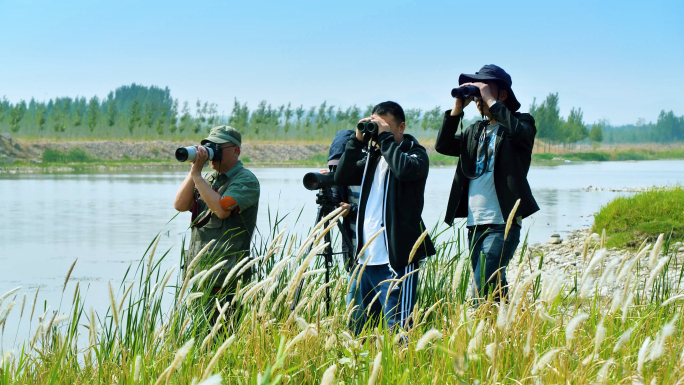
[451,82,496,116]
[356,116,391,142]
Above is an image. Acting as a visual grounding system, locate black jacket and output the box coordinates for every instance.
[335,132,436,270]
[435,101,539,226]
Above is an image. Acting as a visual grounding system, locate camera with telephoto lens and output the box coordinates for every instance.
[175,142,223,162]
[357,121,378,134]
[451,85,481,99]
[303,172,336,191]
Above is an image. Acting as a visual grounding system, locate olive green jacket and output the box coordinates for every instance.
[187,161,260,286]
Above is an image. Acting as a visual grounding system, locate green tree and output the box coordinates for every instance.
[420,106,441,131]
[36,104,47,131]
[73,97,86,127]
[155,115,165,136]
[405,108,422,130]
[532,93,562,148]
[363,104,373,118]
[128,99,141,135]
[283,103,293,133]
[106,93,117,127]
[87,96,100,132]
[295,105,304,129]
[315,101,328,131]
[168,99,179,134]
[9,100,27,133]
[0,96,8,123]
[179,101,191,133]
[144,102,157,129]
[589,122,604,143]
[564,107,588,144]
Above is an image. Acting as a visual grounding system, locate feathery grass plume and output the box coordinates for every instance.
[1,350,14,367]
[366,291,382,316]
[242,277,273,303]
[485,342,499,362]
[29,286,39,322]
[268,256,291,279]
[621,291,635,323]
[649,312,679,361]
[595,358,614,383]
[235,256,263,281]
[451,255,469,295]
[285,243,329,304]
[581,249,607,285]
[62,259,77,292]
[407,229,429,265]
[71,281,80,305]
[320,363,337,385]
[314,211,346,246]
[565,313,589,348]
[286,234,297,256]
[523,326,534,356]
[467,320,485,358]
[505,271,541,329]
[285,326,317,353]
[157,338,194,385]
[185,292,204,306]
[613,327,633,353]
[197,374,222,385]
[201,303,229,351]
[154,266,176,299]
[262,227,286,267]
[133,355,142,382]
[356,227,386,265]
[637,237,649,254]
[180,317,191,333]
[645,256,669,293]
[531,348,562,375]
[368,352,382,385]
[187,270,208,289]
[202,335,235,380]
[258,280,280,316]
[580,277,595,299]
[325,334,337,351]
[416,329,442,351]
[221,257,251,288]
[0,287,21,308]
[295,316,309,331]
[197,260,228,288]
[581,240,589,263]
[89,308,97,346]
[177,240,216,304]
[310,281,334,304]
[346,264,361,293]
[147,234,161,275]
[118,281,135,312]
[232,281,257,306]
[19,293,26,319]
[600,228,606,249]
[421,299,443,324]
[597,257,620,290]
[107,282,120,329]
[662,294,684,307]
[497,303,508,330]
[303,268,327,279]
[504,199,520,240]
[649,233,665,269]
[637,337,652,375]
[0,301,17,327]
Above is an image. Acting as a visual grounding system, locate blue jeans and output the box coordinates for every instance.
[468,224,521,301]
[346,275,365,335]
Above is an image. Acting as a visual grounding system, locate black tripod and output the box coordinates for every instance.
[290,187,354,315]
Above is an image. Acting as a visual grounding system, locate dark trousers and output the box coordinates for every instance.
[467,223,521,301]
[353,262,419,331]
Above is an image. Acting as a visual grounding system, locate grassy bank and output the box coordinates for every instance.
[0,210,683,383]
[534,148,684,163]
[593,187,684,248]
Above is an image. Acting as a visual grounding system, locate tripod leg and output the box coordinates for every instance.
[336,220,355,271]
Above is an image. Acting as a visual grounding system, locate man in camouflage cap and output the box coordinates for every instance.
[174,125,260,323]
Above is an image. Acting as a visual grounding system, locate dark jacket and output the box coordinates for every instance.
[435,101,539,225]
[335,132,436,270]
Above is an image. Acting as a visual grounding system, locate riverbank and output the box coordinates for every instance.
[3,135,684,173]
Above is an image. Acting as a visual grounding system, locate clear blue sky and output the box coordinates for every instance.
[1,0,682,125]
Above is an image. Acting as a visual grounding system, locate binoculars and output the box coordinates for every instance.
[175,142,222,162]
[451,85,481,99]
[356,121,379,134]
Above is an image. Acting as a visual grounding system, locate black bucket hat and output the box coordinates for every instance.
[459,64,521,112]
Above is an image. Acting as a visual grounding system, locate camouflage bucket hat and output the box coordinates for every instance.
[201,125,242,146]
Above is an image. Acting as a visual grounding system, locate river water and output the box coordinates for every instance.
[1,160,683,347]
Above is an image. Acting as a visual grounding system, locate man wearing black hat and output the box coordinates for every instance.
[435,65,539,301]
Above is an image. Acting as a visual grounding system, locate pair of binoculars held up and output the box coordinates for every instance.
[451,85,481,99]
[356,121,379,134]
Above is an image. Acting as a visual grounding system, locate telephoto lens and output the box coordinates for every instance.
[175,145,216,162]
[451,85,481,99]
[302,172,336,190]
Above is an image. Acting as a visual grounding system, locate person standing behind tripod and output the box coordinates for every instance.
[335,101,436,331]
[435,65,539,301]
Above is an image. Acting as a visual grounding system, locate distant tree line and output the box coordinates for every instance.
[0,84,681,144]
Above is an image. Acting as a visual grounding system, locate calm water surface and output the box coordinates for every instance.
[1,160,683,346]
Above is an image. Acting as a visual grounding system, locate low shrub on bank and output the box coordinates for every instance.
[42,148,95,163]
[593,187,684,248]
[565,152,612,161]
